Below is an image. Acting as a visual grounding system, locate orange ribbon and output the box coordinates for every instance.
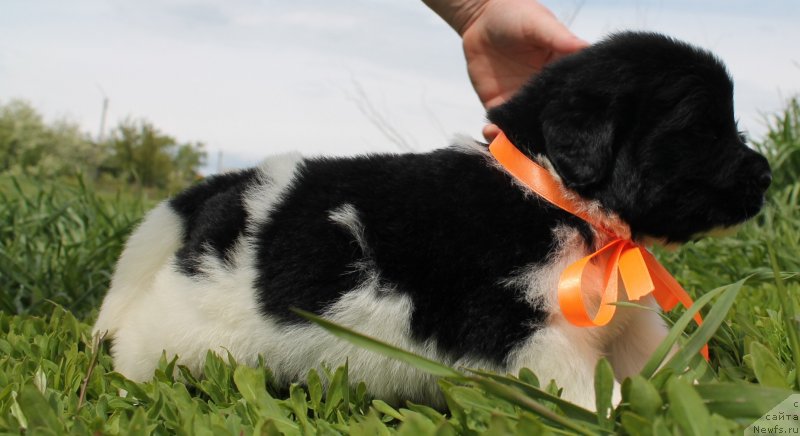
[488,132,708,360]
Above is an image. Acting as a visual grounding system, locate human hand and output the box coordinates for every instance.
[464,0,587,139]
[425,0,588,140]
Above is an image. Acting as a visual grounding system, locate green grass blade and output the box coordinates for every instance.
[292,308,461,378]
[594,359,615,431]
[466,377,599,436]
[666,377,712,436]
[622,375,662,420]
[640,283,731,379]
[661,278,746,375]
[765,231,800,390]
[749,341,790,389]
[694,383,796,422]
[466,369,597,422]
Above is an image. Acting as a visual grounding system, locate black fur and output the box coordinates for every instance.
[170,168,259,275]
[488,32,771,242]
[166,31,770,365]
[253,151,591,362]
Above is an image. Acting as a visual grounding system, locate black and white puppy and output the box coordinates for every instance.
[94,32,771,409]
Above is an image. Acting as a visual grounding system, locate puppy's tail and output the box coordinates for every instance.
[92,202,183,339]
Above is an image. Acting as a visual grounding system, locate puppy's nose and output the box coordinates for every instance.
[755,171,772,191]
[743,152,771,193]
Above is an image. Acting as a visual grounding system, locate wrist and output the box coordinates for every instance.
[423,0,490,36]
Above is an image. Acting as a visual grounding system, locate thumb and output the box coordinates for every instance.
[483,124,501,142]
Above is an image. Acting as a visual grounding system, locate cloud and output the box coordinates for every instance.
[0,0,796,173]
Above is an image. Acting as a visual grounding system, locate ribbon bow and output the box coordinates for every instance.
[488,132,708,360]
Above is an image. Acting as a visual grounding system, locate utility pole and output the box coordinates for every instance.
[96,84,109,143]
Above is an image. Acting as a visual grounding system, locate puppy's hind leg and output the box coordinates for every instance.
[92,202,184,338]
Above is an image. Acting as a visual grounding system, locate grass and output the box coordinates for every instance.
[0,98,799,434]
[0,176,152,317]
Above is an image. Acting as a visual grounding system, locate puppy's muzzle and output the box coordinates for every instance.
[741,152,771,213]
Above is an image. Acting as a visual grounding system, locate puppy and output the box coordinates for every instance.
[93,32,771,409]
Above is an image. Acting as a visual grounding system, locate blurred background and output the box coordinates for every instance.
[1,0,798,177]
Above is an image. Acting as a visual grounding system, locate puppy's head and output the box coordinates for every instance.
[488,31,771,243]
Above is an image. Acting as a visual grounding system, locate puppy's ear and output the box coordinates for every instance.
[540,96,616,190]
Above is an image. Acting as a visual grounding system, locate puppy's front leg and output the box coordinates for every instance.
[607,295,672,381]
[507,317,607,410]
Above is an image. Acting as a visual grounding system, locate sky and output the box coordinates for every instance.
[1,0,798,173]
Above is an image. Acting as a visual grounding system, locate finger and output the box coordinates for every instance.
[484,94,510,109]
[554,34,590,53]
[547,34,589,65]
[483,124,500,142]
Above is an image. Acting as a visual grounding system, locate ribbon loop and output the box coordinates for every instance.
[618,246,655,300]
[558,239,626,327]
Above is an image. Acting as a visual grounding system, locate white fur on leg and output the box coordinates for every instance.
[93,203,183,338]
[612,380,622,406]
[606,295,671,380]
[94,154,306,380]
[507,317,603,410]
